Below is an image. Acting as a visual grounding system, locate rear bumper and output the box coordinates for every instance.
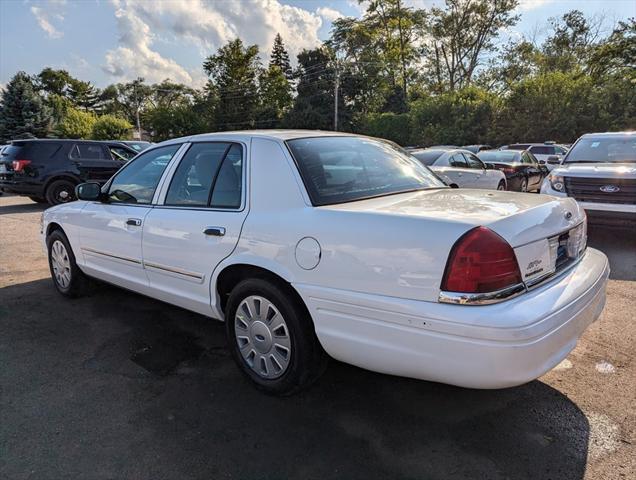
[295,248,609,389]
[0,179,43,196]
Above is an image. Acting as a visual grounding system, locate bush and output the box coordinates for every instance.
[359,113,412,145]
[56,108,96,139]
[91,115,132,140]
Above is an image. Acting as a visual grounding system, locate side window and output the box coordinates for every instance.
[70,144,107,160]
[165,143,231,207]
[449,153,467,168]
[463,153,484,169]
[108,145,180,204]
[555,146,567,155]
[522,152,535,165]
[109,146,136,162]
[210,143,243,208]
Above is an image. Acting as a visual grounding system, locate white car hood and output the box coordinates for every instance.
[552,162,636,178]
[323,188,583,247]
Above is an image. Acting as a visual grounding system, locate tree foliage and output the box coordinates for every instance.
[0,72,50,142]
[269,34,293,80]
[91,115,133,140]
[56,107,96,139]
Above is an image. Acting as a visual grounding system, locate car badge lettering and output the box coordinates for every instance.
[600,185,619,193]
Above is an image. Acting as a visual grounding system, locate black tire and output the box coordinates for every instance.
[225,277,327,395]
[519,178,528,192]
[29,196,47,203]
[46,229,90,298]
[45,179,76,205]
[497,180,506,191]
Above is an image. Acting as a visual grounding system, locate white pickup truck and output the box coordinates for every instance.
[541,132,636,224]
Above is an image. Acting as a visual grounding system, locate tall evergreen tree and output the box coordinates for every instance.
[67,79,101,112]
[269,33,294,80]
[0,72,50,142]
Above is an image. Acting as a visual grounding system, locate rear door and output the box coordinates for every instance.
[521,152,542,189]
[441,153,474,187]
[462,153,488,188]
[142,142,248,315]
[69,143,124,183]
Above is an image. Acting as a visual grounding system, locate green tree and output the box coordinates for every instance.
[589,19,636,79]
[0,72,50,142]
[67,79,101,112]
[100,78,153,137]
[56,107,96,139]
[203,39,261,130]
[269,33,293,80]
[258,65,293,126]
[37,68,74,97]
[91,115,132,140]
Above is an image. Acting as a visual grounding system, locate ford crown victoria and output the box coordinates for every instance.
[42,131,609,394]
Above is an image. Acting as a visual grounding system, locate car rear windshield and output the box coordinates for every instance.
[286,136,445,206]
[565,136,636,163]
[1,142,61,161]
[477,151,519,163]
[410,150,445,166]
[505,144,530,150]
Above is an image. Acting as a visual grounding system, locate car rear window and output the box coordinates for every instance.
[506,144,531,151]
[410,150,444,166]
[2,142,61,161]
[477,151,520,163]
[286,136,445,206]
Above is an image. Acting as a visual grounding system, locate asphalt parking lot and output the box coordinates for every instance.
[1,195,634,480]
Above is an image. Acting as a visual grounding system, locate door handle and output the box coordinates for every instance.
[126,218,142,226]
[203,227,226,236]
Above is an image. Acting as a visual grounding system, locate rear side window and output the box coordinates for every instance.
[449,153,467,168]
[410,150,444,166]
[2,142,61,161]
[165,142,243,208]
[530,146,553,155]
[464,153,484,169]
[70,144,106,160]
[108,144,180,204]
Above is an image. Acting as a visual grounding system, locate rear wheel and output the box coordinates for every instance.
[46,230,90,297]
[519,178,528,192]
[497,181,506,191]
[225,277,327,395]
[45,179,76,205]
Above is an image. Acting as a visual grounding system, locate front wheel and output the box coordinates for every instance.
[225,278,327,395]
[497,181,506,191]
[519,178,528,192]
[46,230,90,297]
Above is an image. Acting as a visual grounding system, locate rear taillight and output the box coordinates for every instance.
[501,167,515,174]
[12,159,31,172]
[441,227,522,293]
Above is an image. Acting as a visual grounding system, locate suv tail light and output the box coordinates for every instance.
[441,227,522,293]
[12,159,31,172]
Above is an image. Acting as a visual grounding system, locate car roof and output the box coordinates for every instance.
[160,129,361,146]
[9,138,110,145]
[580,131,636,139]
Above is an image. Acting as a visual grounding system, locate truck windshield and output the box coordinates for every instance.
[286,136,445,206]
[565,136,636,163]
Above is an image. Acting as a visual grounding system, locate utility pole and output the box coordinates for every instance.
[334,61,340,132]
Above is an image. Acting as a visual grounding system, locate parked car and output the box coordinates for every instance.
[477,150,548,192]
[501,143,569,170]
[541,131,636,224]
[0,139,128,204]
[462,144,492,153]
[409,148,507,190]
[42,131,609,395]
[122,140,153,152]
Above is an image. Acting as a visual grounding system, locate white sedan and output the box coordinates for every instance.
[42,131,609,395]
[409,147,507,190]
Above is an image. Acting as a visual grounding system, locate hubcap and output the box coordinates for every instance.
[50,240,71,288]
[234,295,291,379]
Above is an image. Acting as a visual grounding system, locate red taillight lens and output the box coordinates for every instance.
[12,159,31,172]
[501,167,515,174]
[441,227,522,293]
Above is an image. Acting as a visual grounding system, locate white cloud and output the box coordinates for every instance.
[102,0,325,87]
[30,2,66,39]
[316,7,345,22]
[518,0,554,11]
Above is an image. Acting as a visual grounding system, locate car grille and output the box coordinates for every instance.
[564,177,636,204]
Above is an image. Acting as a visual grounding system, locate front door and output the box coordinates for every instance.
[142,142,247,315]
[78,144,182,292]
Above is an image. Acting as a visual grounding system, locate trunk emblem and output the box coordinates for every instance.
[564,212,572,220]
[600,185,620,193]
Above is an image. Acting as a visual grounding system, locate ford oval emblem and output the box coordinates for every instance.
[564,211,572,220]
[600,185,620,193]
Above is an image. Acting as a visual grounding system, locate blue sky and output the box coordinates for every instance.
[1,0,634,89]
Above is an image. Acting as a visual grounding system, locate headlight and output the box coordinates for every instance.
[549,174,564,192]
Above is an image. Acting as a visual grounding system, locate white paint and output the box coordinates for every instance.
[553,358,573,371]
[595,361,616,374]
[42,130,610,389]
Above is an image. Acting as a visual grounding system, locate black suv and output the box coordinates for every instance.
[0,139,136,205]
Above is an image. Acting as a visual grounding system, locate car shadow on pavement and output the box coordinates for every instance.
[1,279,590,480]
[0,200,48,215]
[587,224,636,281]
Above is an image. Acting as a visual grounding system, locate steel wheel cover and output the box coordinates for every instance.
[51,240,71,288]
[234,295,291,379]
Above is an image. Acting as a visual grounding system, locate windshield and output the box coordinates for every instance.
[477,151,519,164]
[410,150,445,166]
[286,136,445,206]
[565,136,636,163]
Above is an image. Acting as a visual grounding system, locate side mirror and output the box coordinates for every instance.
[75,182,102,201]
[547,156,561,165]
[538,160,546,165]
